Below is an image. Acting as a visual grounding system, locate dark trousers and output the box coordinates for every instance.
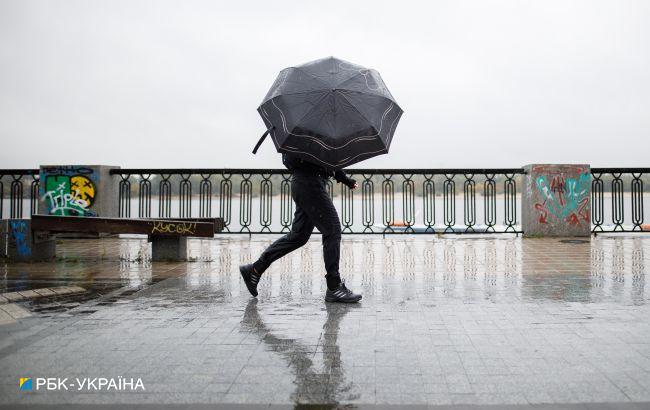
[253,173,342,288]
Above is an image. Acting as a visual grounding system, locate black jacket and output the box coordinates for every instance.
[282,154,355,188]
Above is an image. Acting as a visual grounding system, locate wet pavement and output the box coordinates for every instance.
[1,234,650,408]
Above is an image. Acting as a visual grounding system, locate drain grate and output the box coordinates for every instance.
[559,239,590,244]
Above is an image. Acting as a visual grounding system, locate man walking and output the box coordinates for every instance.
[239,153,362,303]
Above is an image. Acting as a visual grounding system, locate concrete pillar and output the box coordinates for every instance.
[5,219,55,262]
[38,165,120,217]
[522,164,591,237]
[151,236,188,262]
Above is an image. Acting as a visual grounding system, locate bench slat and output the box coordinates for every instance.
[31,215,215,238]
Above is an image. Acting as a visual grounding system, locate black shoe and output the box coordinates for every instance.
[239,264,261,297]
[325,283,362,303]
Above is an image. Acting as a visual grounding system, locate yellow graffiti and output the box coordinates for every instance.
[151,221,197,235]
[70,176,96,207]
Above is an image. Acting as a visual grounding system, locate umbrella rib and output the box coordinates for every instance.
[293,66,333,89]
[334,70,394,99]
[335,91,376,135]
[333,71,364,88]
[385,110,403,150]
[262,65,335,104]
[275,91,331,135]
[282,145,388,168]
[336,93,397,136]
[270,98,396,150]
[261,89,334,105]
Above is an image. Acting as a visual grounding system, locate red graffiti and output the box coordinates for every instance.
[565,198,590,226]
[535,203,548,224]
[567,214,580,225]
[549,176,566,206]
[532,165,588,175]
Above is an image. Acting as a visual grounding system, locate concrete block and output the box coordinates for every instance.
[33,288,56,297]
[522,164,591,237]
[17,290,39,299]
[67,286,87,293]
[38,165,120,218]
[2,292,22,302]
[0,303,32,319]
[50,286,85,295]
[51,287,72,295]
[6,219,56,262]
[151,236,188,262]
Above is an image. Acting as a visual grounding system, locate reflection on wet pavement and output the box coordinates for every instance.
[0,234,649,407]
[240,299,359,406]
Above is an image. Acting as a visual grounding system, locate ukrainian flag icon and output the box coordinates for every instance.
[19,377,32,391]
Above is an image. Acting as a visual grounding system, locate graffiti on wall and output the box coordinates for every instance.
[533,166,590,226]
[41,166,97,216]
[9,220,31,257]
[151,221,197,235]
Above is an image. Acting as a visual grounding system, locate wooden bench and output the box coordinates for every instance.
[1,215,224,262]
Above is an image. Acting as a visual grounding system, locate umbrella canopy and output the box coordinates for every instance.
[254,56,403,170]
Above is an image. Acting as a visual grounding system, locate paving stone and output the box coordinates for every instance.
[32,288,56,297]
[19,290,43,299]
[0,235,649,408]
[51,286,75,295]
[0,303,31,319]
[2,292,22,302]
[0,310,14,325]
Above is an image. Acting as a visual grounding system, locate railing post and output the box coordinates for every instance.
[361,174,375,233]
[484,173,496,232]
[259,173,272,232]
[422,174,435,233]
[159,174,172,218]
[279,173,292,233]
[631,172,644,231]
[138,174,152,218]
[9,175,23,218]
[443,174,456,233]
[522,164,591,237]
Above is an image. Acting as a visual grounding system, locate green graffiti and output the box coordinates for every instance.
[43,175,97,216]
[535,172,590,223]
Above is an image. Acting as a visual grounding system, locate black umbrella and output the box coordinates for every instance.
[253,56,403,170]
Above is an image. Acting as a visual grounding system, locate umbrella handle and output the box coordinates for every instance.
[252,128,273,154]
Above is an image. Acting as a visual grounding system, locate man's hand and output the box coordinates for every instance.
[345,178,358,190]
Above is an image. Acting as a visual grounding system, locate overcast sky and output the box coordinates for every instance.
[1,0,648,170]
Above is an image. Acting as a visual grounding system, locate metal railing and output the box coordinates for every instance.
[110,168,524,234]
[591,168,650,233]
[2,167,648,234]
[0,169,39,219]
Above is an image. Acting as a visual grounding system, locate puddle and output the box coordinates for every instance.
[5,278,168,318]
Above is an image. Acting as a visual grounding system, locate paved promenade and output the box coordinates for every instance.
[1,234,649,408]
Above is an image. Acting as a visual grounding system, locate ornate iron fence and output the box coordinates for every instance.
[110,168,524,234]
[2,167,648,235]
[0,169,39,219]
[591,168,650,233]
